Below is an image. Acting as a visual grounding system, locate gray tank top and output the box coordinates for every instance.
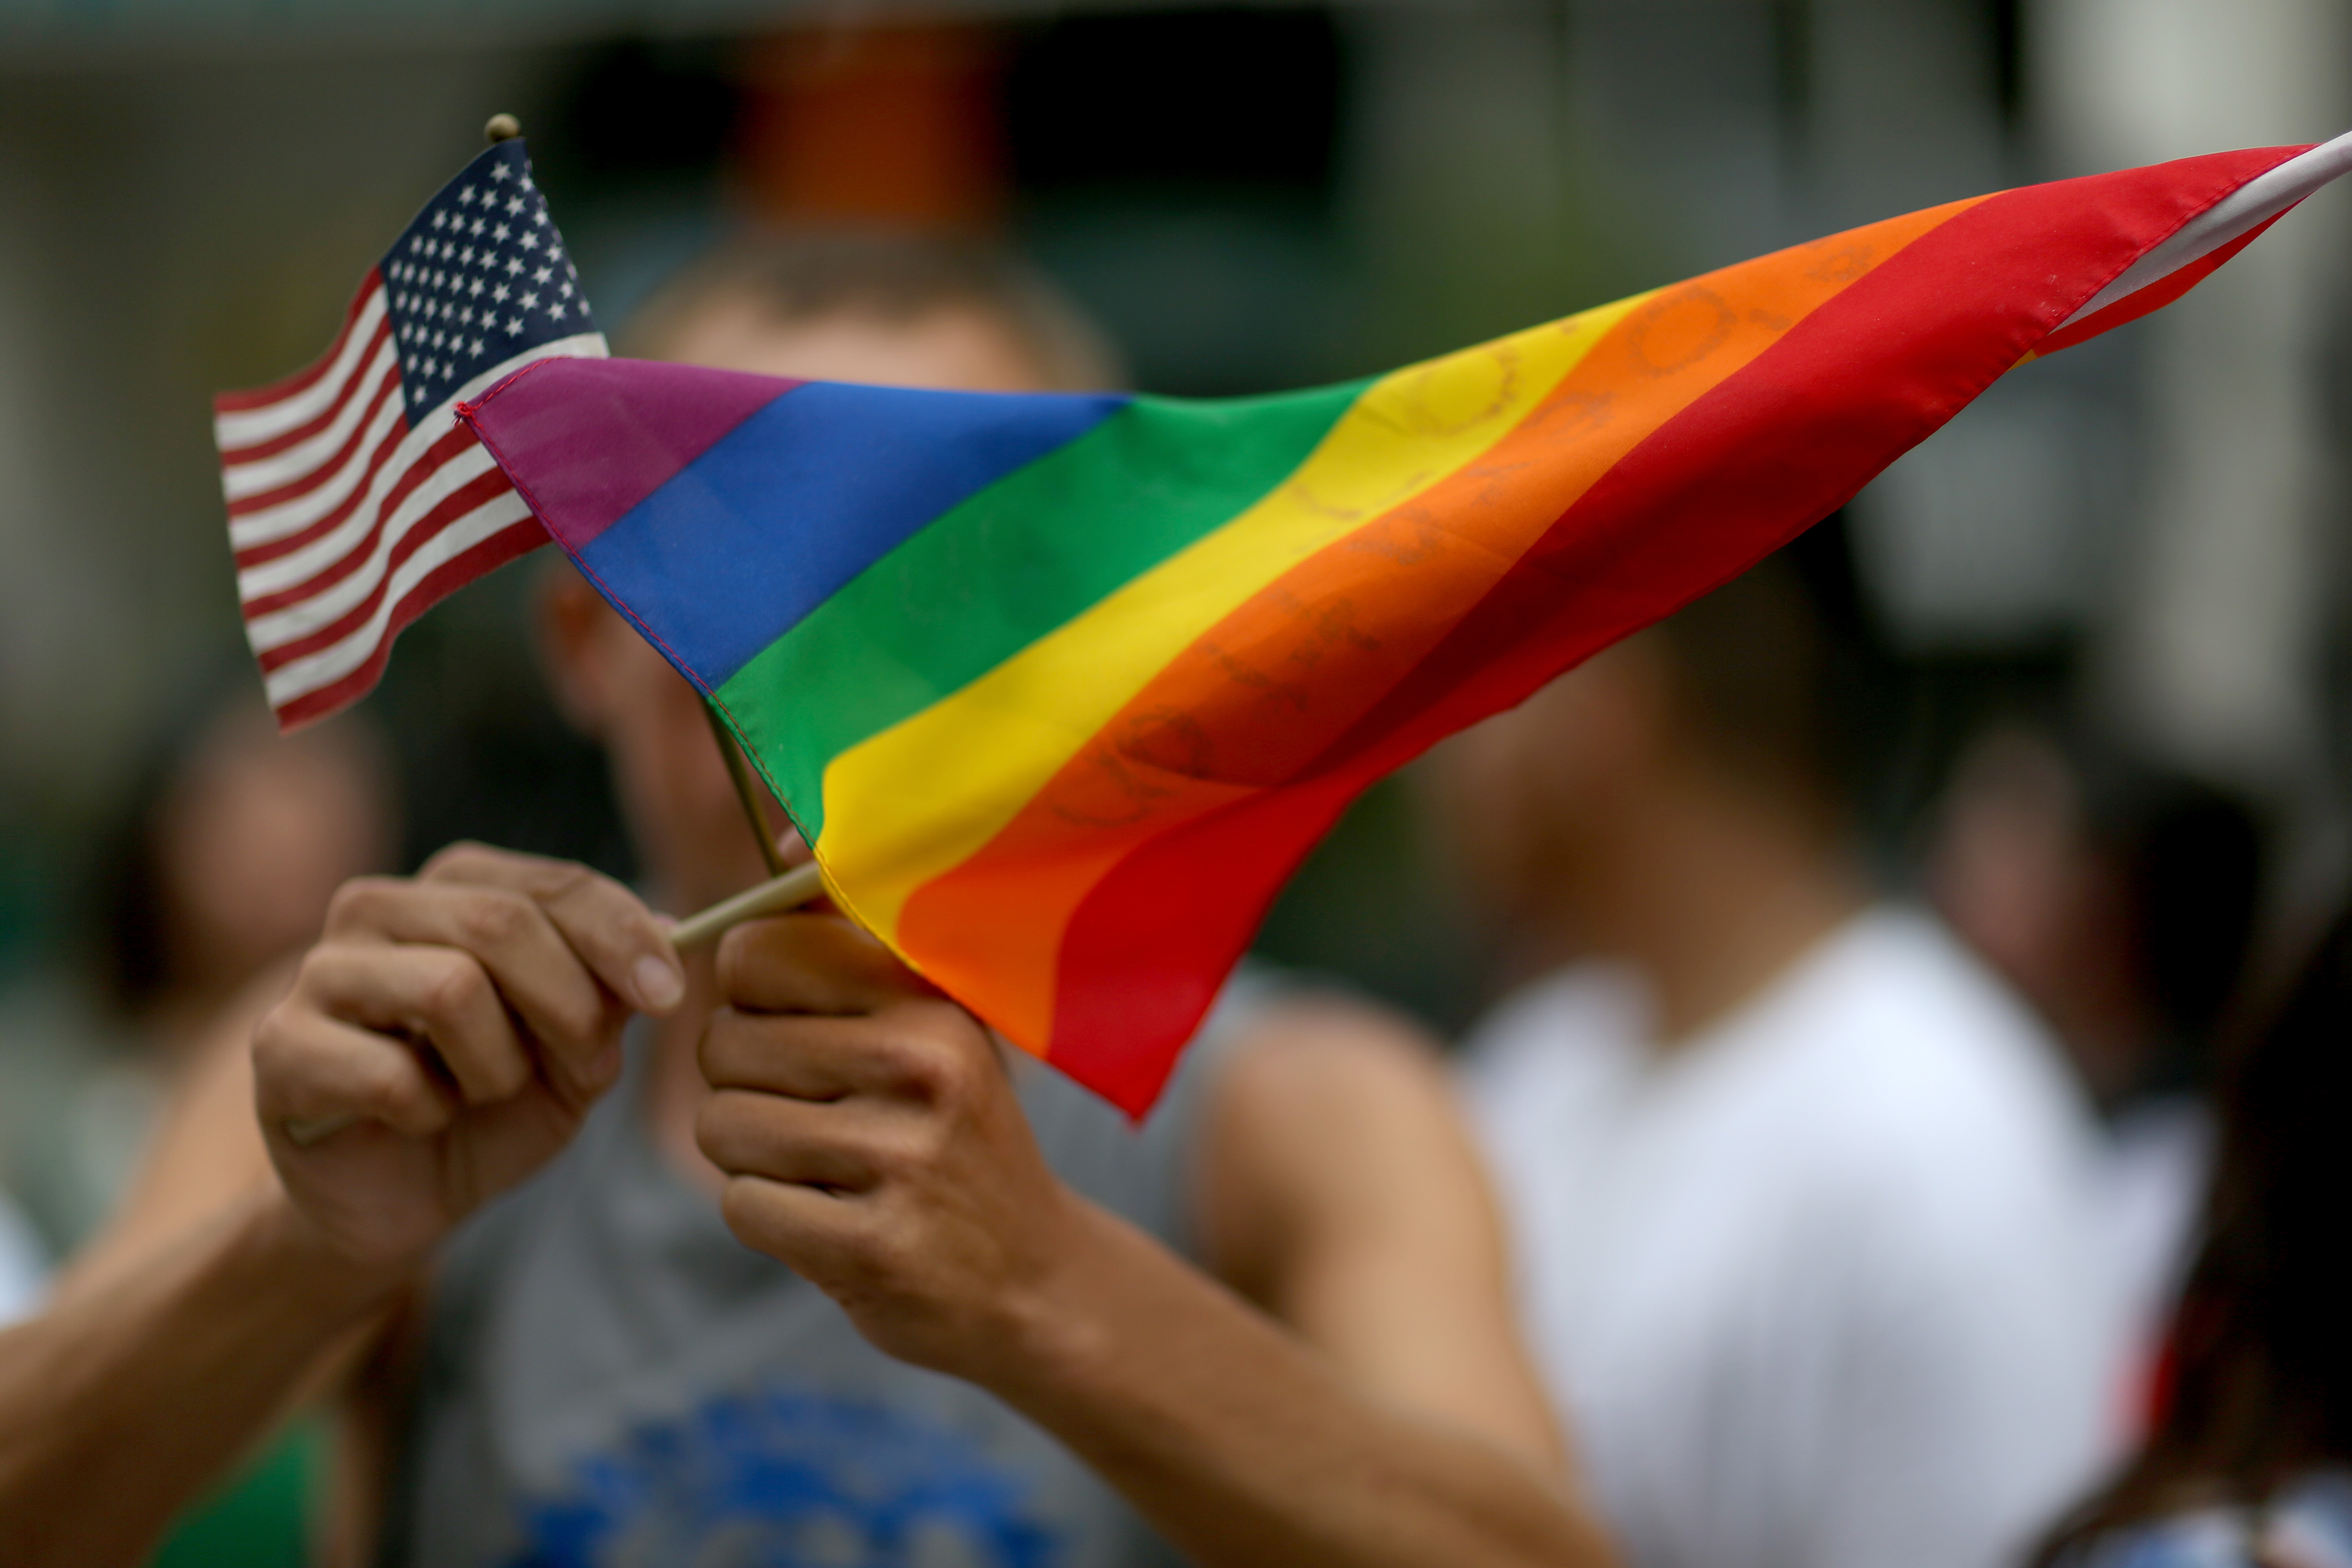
[381,984,1260,1568]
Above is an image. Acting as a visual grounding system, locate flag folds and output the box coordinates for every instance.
[461,137,2348,1115]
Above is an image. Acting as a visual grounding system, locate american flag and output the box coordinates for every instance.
[213,138,604,729]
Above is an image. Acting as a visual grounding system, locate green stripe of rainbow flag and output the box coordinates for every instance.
[465,136,2347,1114]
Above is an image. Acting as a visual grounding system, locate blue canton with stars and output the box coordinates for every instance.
[380,138,598,425]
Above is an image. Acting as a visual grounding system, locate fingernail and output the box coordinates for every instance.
[634,953,684,1011]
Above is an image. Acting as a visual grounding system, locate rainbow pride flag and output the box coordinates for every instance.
[461,136,2351,1114]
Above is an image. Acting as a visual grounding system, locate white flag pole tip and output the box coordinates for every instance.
[2061,127,2352,329]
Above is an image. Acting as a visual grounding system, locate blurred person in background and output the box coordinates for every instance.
[0,689,397,1256]
[2034,898,2352,1567]
[0,687,396,1566]
[1432,554,2124,1568]
[1930,727,2266,1409]
[0,232,1608,1568]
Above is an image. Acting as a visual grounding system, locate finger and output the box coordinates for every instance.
[695,1089,894,1192]
[719,1173,888,1283]
[254,1004,457,1142]
[700,1001,985,1103]
[419,843,685,1016]
[301,943,535,1107]
[318,880,621,1094]
[715,913,934,1015]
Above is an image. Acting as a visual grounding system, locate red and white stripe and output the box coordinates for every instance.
[214,266,605,729]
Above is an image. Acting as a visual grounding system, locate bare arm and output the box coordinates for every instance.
[0,1187,400,1565]
[696,916,1614,1568]
[1196,996,1579,1480]
[0,971,375,1566]
[0,847,682,1567]
[51,971,284,1303]
[990,1196,1608,1568]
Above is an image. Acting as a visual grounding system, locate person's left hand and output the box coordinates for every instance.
[696,914,1094,1382]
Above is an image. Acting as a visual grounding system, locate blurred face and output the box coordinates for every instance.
[1927,728,2143,1098]
[658,295,1049,391]
[1424,639,1673,953]
[1928,730,2085,995]
[538,303,1054,914]
[157,705,394,991]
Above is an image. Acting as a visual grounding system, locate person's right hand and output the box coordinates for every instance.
[251,843,685,1274]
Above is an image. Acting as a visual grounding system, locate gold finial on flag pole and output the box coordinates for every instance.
[484,113,523,144]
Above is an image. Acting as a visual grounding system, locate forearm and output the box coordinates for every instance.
[0,1188,405,1567]
[986,1202,1613,1568]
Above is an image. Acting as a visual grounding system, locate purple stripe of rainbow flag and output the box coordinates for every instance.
[466,140,2330,1115]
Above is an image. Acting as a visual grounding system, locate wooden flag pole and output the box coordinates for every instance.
[666,859,827,949]
[704,700,790,879]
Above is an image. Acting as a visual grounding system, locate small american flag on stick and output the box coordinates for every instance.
[213,136,604,729]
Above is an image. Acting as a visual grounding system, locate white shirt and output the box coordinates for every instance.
[2099,1095,2213,1364]
[1462,908,2125,1568]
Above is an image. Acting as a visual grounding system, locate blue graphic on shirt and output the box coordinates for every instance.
[2057,1470,2352,1567]
[513,1387,1065,1568]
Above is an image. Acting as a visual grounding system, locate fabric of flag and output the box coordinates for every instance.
[461,135,2350,1116]
[213,138,604,730]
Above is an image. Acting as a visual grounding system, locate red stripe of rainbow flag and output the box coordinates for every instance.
[463,139,2343,1115]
